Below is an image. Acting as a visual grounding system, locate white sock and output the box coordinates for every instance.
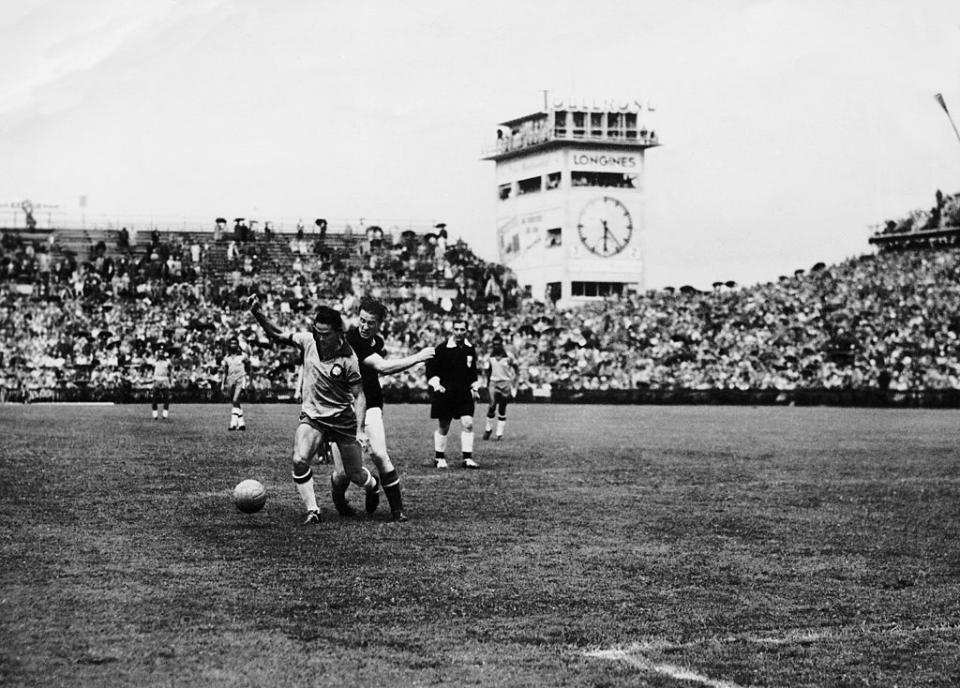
[461,430,474,454]
[496,419,505,436]
[359,468,377,491]
[294,472,319,512]
[229,410,238,428]
[237,410,245,427]
[434,430,448,453]
[485,418,493,432]
[162,409,169,419]
[152,410,158,419]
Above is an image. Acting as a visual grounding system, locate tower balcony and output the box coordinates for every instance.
[482,126,660,161]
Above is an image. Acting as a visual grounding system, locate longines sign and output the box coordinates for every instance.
[550,98,653,113]
[570,151,640,170]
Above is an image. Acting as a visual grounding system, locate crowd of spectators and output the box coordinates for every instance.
[0,220,516,402]
[874,190,960,235]
[3,205,960,403]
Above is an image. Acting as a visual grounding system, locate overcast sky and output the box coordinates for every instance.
[2,0,960,289]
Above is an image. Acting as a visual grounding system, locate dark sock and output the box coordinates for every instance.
[380,469,403,513]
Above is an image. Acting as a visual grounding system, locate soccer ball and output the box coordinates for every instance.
[233,479,267,513]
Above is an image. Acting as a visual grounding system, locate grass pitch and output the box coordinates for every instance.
[1,403,959,687]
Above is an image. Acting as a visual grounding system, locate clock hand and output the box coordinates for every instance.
[606,229,624,250]
[601,220,609,252]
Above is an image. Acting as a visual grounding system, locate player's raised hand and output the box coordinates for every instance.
[417,346,436,362]
[243,293,260,311]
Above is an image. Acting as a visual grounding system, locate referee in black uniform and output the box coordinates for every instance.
[426,318,481,469]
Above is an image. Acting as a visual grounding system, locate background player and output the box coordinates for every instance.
[330,297,435,522]
[425,317,482,469]
[246,296,379,524]
[149,347,174,420]
[220,339,249,431]
[482,334,519,440]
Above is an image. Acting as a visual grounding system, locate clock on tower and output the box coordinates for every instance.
[576,196,633,257]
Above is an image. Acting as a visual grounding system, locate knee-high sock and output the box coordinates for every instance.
[293,467,318,512]
[380,468,403,513]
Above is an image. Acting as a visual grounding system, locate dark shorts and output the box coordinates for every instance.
[490,381,512,400]
[298,411,357,445]
[487,386,511,415]
[430,391,475,420]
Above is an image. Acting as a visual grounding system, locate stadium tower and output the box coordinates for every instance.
[483,97,659,305]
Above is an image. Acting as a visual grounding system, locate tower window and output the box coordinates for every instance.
[590,112,603,136]
[571,281,625,297]
[571,171,637,188]
[572,112,585,137]
[517,176,542,195]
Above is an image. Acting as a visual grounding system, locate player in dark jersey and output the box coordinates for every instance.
[329,297,435,522]
[425,317,482,469]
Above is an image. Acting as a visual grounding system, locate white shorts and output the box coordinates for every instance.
[330,406,390,474]
[364,406,389,459]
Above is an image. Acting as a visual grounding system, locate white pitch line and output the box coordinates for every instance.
[28,401,115,406]
[587,648,749,688]
[587,625,960,685]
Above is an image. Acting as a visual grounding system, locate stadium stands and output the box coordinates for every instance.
[2,197,960,406]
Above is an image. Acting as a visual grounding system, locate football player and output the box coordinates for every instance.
[329,297,434,522]
[150,347,174,420]
[482,334,519,440]
[220,339,249,431]
[246,295,379,525]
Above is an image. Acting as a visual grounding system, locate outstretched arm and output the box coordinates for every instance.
[245,294,294,345]
[362,347,434,376]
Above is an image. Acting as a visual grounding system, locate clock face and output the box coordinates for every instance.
[577,196,633,257]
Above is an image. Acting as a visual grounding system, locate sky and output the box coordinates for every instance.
[2,0,960,290]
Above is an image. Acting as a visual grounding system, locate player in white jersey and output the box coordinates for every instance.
[482,334,519,440]
[220,340,249,431]
[149,349,174,420]
[246,296,379,525]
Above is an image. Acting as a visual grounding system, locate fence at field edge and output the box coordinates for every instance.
[3,386,957,408]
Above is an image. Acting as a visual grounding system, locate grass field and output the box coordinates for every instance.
[2,403,959,687]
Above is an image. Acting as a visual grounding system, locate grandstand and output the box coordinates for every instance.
[2,193,960,407]
[868,189,960,251]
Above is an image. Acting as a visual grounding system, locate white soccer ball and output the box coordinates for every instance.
[233,479,267,514]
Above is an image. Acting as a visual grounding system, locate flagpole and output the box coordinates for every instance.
[934,93,960,144]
